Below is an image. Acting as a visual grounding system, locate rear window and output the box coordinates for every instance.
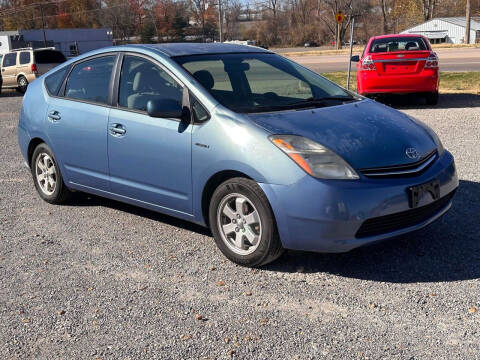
[370,37,428,53]
[34,50,66,64]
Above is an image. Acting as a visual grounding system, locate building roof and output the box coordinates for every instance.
[130,43,271,57]
[434,17,480,31]
[0,31,20,36]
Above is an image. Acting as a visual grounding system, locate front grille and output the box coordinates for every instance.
[360,150,437,178]
[355,190,455,238]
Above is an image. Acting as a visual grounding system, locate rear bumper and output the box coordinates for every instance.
[357,69,439,95]
[260,150,458,253]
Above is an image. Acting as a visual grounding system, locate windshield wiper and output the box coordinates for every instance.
[238,95,358,113]
[282,95,357,109]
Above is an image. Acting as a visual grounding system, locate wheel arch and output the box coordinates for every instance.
[16,73,28,82]
[27,137,46,167]
[201,170,253,228]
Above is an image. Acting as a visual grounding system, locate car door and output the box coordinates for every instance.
[107,54,193,214]
[45,54,117,190]
[18,51,31,75]
[1,52,18,87]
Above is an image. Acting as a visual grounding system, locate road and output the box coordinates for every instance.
[1,93,480,359]
[279,47,480,73]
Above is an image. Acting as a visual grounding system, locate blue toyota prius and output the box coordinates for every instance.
[18,43,458,266]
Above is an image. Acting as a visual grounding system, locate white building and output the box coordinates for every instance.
[401,17,480,44]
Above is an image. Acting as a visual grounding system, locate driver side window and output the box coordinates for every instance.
[118,55,183,112]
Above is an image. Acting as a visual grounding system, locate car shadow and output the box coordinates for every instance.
[67,193,212,237]
[264,179,480,283]
[0,89,23,97]
[65,180,479,283]
[376,93,480,109]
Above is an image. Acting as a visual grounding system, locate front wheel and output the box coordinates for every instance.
[209,178,284,267]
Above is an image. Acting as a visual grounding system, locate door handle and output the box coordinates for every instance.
[48,110,61,122]
[109,124,126,136]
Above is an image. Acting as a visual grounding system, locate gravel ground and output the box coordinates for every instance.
[0,92,479,359]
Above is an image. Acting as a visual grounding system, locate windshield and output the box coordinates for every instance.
[370,37,428,53]
[174,53,353,113]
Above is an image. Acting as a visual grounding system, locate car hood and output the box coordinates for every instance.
[247,99,437,170]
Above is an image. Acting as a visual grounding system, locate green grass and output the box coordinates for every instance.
[321,71,480,94]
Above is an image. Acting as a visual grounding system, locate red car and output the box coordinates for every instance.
[353,34,439,105]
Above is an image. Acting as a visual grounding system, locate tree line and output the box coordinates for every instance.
[0,0,479,47]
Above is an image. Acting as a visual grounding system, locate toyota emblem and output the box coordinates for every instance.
[405,147,419,159]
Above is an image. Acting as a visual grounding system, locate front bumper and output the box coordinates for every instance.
[357,69,439,95]
[260,150,458,253]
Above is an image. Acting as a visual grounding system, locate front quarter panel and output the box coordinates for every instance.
[191,106,306,222]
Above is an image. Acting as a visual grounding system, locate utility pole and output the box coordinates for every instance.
[218,0,223,42]
[465,0,471,44]
[336,22,341,49]
[39,3,47,47]
[347,17,355,90]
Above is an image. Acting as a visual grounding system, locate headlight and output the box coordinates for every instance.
[269,135,359,180]
[407,116,445,156]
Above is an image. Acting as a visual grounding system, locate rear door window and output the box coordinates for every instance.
[19,52,31,65]
[2,53,17,67]
[370,37,428,53]
[65,55,115,105]
[34,50,67,64]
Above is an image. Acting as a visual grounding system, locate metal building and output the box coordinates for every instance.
[401,17,480,44]
[0,28,113,56]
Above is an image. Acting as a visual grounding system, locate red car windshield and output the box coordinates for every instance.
[369,37,428,53]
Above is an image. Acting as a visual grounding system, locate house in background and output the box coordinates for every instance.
[401,17,480,44]
[0,28,113,56]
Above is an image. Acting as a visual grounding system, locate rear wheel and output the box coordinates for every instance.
[31,143,71,204]
[209,178,284,267]
[17,76,28,94]
[425,91,438,105]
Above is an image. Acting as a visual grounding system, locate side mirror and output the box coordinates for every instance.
[350,55,360,62]
[147,99,183,119]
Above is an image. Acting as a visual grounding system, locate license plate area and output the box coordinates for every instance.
[408,180,440,208]
[384,62,416,74]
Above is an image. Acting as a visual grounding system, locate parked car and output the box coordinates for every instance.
[18,43,458,267]
[1,47,66,93]
[304,41,318,47]
[352,34,439,105]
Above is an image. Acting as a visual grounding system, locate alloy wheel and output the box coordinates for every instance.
[216,193,262,255]
[35,153,57,196]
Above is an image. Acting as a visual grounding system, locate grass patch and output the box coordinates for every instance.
[321,71,480,94]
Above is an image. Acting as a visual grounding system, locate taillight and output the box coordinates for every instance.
[31,63,38,73]
[361,55,376,71]
[424,53,438,68]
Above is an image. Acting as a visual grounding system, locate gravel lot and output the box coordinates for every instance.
[1,92,479,359]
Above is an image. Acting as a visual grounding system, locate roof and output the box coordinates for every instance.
[0,31,20,36]
[131,43,271,57]
[435,17,480,31]
[372,33,426,39]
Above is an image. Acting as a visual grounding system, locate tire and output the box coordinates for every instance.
[31,143,71,204]
[425,91,439,105]
[17,76,28,94]
[209,177,284,267]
